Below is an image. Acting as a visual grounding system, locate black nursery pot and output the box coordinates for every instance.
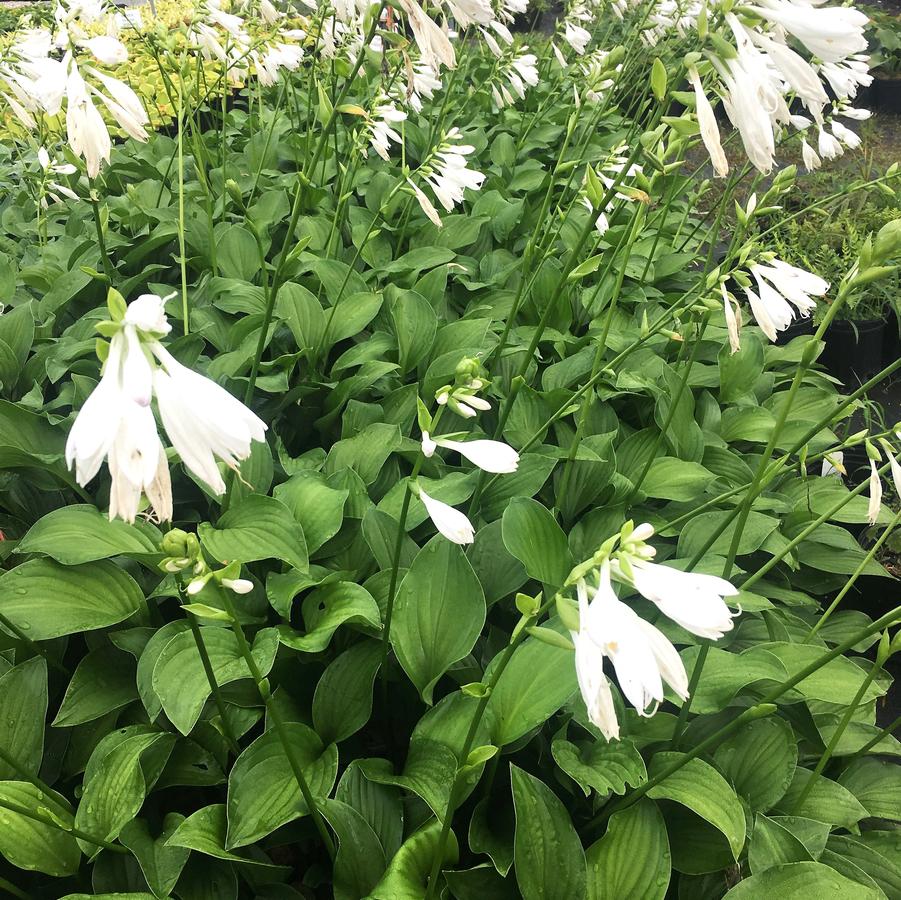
[775,316,815,346]
[873,77,901,115]
[820,317,887,386]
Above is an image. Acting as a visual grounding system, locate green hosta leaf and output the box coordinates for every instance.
[216,226,259,281]
[552,737,647,797]
[479,454,556,523]
[485,623,578,746]
[0,657,47,780]
[641,458,714,502]
[336,761,404,860]
[17,505,160,564]
[0,782,80,876]
[278,581,380,653]
[826,835,901,899]
[53,645,138,727]
[748,814,813,874]
[0,399,65,471]
[119,815,190,899]
[226,723,338,848]
[0,559,145,640]
[273,471,348,554]
[391,536,486,704]
[681,646,787,714]
[74,730,176,855]
[586,799,670,900]
[713,717,797,811]
[359,740,459,819]
[722,861,882,898]
[469,795,514,877]
[313,640,383,744]
[370,820,458,900]
[511,765,587,900]
[646,754,746,859]
[387,287,438,374]
[502,497,573,586]
[152,626,279,734]
[775,768,868,828]
[838,757,901,821]
[166,804,285,867]
[321,799,387,900]
[762,643,886,705]
[136,620,191,722]
[199,495,308,572]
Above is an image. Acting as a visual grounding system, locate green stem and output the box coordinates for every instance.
[848,712,901,761]
[0,796,126,852]
[88,190,113,282]
[0,875,28,900]
[807,507,901,639]
[217,588,336,860]
[379,458,422,705]
[176,70,189,335]
[0,745,56,798]
[184,613,241,755]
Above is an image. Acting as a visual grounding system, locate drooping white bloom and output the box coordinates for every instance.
[150,343,267,496]
[817,126,844,161]
[407,177,443,228]
[832,120,861,150]
[423,128,486,211]
[418,488,475,544]
[65,64,111,178]
[751,261,826,322]
[577,567,689,719]
[820,57,872,101]
[399,0,455,72]
[889,453,901,499]
[66,327,172,523]
[745,286,790,342]
[82,35,128,65]
[505,51,538,100]
[722,284,741,353]
[421,432,520,473]
[620,560,739,640]
[368,96,407,161]
[13,28,53,60]
[749,0,868,64]
[571,591,620,740]
[260,0,283,24]
[67,293,267,517]
[409,62,442,113]
[86,67,150,137]
[563,21,591,55]
[444,0,493,28]
[688,66,728,178]
[748,29,828,112]
[801,139,821,172]
[868,459,882,525]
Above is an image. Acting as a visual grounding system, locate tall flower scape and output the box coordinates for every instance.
[0,0,899,895]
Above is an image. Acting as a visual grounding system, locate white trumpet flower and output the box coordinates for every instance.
[421,432,520,473]
[577,567,689,720]
[571,602,620,740]
[399,0,455,72]
[368,97,406,161]
[868,460,882,525]
[688,66,728,178]
[423,129,486,211]
[750,0,868,64]
[150,343,267,496]
[418,488,475,544]
[82,35,128,65]
[66,294,267,520]
[620,560,740,640]
[65,65,111,178]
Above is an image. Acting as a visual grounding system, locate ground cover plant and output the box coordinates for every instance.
[0,0,900,897]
